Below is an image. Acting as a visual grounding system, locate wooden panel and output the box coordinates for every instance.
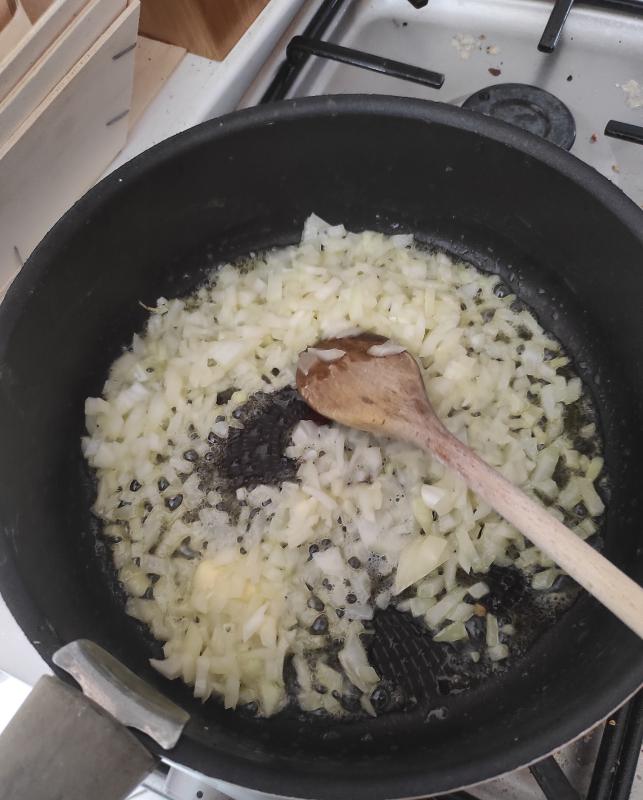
[139,0,270,61]
[129,33,184,129]
[0,0,140,282]
[0,1,14,31]
[0,1,31,60]
[21,0,56,22]
[0,0,126,143]
[0,0,90,101]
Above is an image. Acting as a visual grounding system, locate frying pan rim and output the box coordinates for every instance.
[0,94,642,800]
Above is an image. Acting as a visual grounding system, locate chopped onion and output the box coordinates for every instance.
[486,613,500,648]
[488,643,510,662]
[338,631,380,693]
[394,534,450,594]
[367,340,406,357]
[307,347,346,362]
[297,351,318,376]
[421,484,446,509]
[434,621,468,642]
[85,214,604,719]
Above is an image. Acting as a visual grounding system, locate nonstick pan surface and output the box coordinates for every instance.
[0,96,642,799]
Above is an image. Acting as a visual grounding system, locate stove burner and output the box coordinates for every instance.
[462,83,576,150]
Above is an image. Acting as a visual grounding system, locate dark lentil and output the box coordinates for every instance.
[165,494,183,511]
[129,479,141,492]
[157,477,169,492]
[573,502,587,518]
[216,388,236,405]
[348,556,361,569]
[370,684,390,713]
[310,614,329,635]
[339,694,361,713]
[346,593,357,604]
[183,449,198,462]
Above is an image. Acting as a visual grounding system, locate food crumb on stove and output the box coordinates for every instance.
[452,33,476,59]
[612,164,621,173]
[488,67,501,77]
[567,74,573,82]
[453,33,500,59]
[618,79,643,109]
[590,133,598,143]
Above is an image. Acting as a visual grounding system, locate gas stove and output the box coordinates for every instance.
[1,2,642,799]
[242,0,643,209]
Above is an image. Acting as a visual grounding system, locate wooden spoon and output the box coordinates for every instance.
[296,333,643,639]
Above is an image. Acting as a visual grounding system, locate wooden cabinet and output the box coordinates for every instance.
[139,0,270,61]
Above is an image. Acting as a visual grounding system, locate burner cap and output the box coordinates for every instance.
[462,83,576,150]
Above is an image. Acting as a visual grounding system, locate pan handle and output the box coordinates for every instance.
[0,674,157,800]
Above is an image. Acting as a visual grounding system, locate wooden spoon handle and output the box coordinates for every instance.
[423,424,643,639]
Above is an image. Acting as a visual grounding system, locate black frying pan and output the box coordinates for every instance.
[0,96,642,799]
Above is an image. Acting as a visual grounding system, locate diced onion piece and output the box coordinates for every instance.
[243,603,268,641]
[433,621,468,642]
[312,546,346,576]
[447,602,475,623]
[394,535,450,594]
[367,340,407,357]
[421,484,446,509]
[150,655,182,680]
[297,351,319,376]
[531,567,559,590]
[425,587,468,628]
[307,347,346,362]
[488,643,510,662]
[468,582,489,599]
[486,613,499,647]
[338,632,380,693]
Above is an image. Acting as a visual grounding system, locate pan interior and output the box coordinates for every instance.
[1,99,642,797]
[72,223,621,755]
